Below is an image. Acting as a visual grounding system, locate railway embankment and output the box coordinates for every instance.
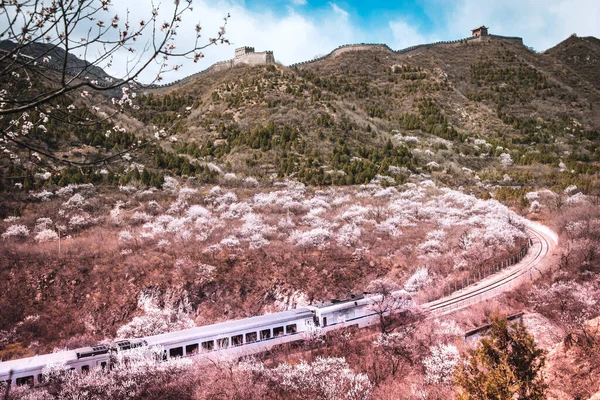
[423,221,558,315]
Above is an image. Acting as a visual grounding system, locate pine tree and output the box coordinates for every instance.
[455,316,547,399]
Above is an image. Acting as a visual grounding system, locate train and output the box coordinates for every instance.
[0,291,412,387]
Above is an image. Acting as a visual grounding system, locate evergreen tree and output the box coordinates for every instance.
[455,316,547,400]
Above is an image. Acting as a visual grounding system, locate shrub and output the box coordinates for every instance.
[2,224,30,239]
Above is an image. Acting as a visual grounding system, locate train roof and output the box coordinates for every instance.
[0,349,80,377]
[315,290,411,313]
[143,307,314,347]
[312,293,367,308]
[0,308,315,376]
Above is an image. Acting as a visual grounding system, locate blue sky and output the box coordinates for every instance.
[104,0,600,82]
[244,0,437,34]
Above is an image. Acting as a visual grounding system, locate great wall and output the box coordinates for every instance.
[145,46,275,89]
[1,27,524,91]
[287,34,523,68]
[145,27,523,90]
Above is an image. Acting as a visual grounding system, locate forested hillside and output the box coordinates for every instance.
[3,35,600,203]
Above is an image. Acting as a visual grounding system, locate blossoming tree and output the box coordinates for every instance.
[0,0,229,164]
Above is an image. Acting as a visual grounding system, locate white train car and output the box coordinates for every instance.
[0,308,315,386]
[308,291,413,333]
[0,344,111,387]
[308,294,379,332]
[143,307,315,361]
[0,292,412,387]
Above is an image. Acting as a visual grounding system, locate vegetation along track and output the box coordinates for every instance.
[424,222,557,315]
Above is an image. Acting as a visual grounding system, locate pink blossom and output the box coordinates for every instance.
[35,229,58,242]
[423,344,460,385]
[1,224,30,239]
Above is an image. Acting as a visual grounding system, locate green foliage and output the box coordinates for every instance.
[395,98,465,141]
[298,69,377,99]
[148,144,219,182]
[132,92,198,133]
[366,104,386,118]
[316,112,334,127]
[469,61,553,105]
[455,316,547,400]
[200,121,300,157]
[296,139,413,186]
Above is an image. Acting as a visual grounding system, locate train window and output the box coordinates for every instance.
[16,376,34,387]
[169,347,184,358]
[231,334,243,346]
[260,329,271,340]
[201,340,214,351]
[101,362,107,370]
[115,340,131,351]
[186,344,199,355]
[323,317,327,327]
[245,332,257,343]
[273,326,284,337]
[286,324,297,334]
[37,374,45,384]
[81,365,89,374]
[217,338,229,349]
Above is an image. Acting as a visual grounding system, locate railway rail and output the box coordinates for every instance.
[424,222,556,315]
[0,222,558,388]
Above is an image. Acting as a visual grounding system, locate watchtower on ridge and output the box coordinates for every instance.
[471,25,489,37]
[233,46,274,66]
[235,46,255,58]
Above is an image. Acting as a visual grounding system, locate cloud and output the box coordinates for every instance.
[329,2,349,19]
[37,0,599,84]
[98,0,363,83]
[389,19,438,49]
[440,0,600,51]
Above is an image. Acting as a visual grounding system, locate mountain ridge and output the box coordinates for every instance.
[2,33,600,196]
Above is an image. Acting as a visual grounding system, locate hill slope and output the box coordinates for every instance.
[545,34,600,91]
[2,34,600,197]
[140,35,600,192]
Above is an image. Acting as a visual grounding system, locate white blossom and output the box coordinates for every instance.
[336,224,361,247]
[403,267,430,292]
[220,236,240,248]
[423,343,460,385]
[62,193,86,210]
[35,229,59,242]
[239,357,372,400]
[119,231,135,241]
[117,293,195,338]
[2,224,30,239]
[69,214,90,229]
[529,200,541,214]
[30,189,53,201]
[290,227,332,250]
[162,176,179,193]
[499,152,513,166]
[564,185,578,195]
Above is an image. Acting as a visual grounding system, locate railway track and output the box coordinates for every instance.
[0,222,559,386]
[423,222,557,315]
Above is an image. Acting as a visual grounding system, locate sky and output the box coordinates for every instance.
[147,0,598,84]
[6,0,599,83]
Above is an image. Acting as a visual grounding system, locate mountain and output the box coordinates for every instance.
[544,34,600,91]
[135,34,600,190]
[3,34,600,195]
[0,40,118,85]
